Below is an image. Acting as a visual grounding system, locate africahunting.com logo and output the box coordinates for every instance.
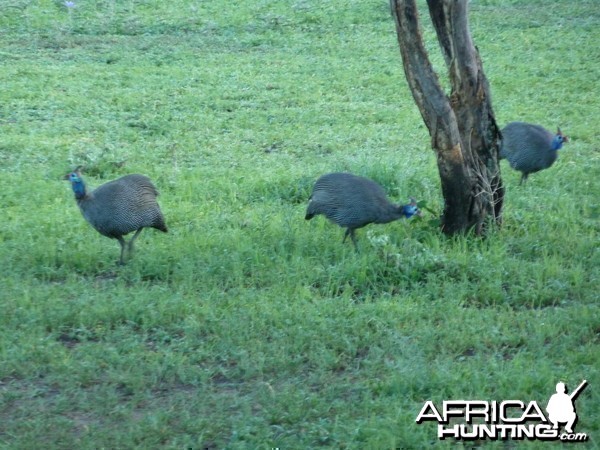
[416,380,588,442]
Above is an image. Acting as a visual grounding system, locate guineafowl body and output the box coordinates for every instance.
[305,172,419,248]
[499,122,568,184]
[65,170,167,264]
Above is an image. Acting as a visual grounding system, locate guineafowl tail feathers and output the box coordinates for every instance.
[305,197,316,220]
[152,214,168,233]
[154,219,169,233]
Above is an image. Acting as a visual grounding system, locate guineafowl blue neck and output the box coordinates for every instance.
[551,135,564,151]
[70,176,87,199]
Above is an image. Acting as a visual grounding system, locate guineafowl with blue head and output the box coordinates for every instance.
[499,122,568,185]
[305,172,420,249]
[64,168,167,265]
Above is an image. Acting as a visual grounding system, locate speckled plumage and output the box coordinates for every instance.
[66,171,167,264]
[305,172,419,248]
[499,122,568,184]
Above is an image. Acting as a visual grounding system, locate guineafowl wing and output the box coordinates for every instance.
[122,175,168,232]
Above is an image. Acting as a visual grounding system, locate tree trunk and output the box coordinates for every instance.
[390,0,503,235]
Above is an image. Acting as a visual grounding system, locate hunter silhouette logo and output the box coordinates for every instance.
[416,380,588,442]
[546,380,587,434]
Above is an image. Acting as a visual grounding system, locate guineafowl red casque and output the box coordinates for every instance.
[499,122,568,185]
[305,172,421,249]
[64,168,168,265]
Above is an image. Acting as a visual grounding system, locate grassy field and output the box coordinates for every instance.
[1,0,599,448]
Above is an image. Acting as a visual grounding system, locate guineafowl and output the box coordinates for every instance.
[305,172,420,249]
[499,122,568,185]
[64,168,167,265]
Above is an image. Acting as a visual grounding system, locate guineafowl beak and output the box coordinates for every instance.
[408,198,423,217]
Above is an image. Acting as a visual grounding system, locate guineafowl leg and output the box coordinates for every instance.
[519,173,529,185]
[342,228,358,250]
[342,228,351,244]
[349,229,358,250]
[117,236,127,265]
[127,228,144,255]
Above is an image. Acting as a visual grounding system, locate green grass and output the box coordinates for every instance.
[1,0,599,448]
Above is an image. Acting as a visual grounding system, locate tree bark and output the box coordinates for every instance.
[390,0,503,235]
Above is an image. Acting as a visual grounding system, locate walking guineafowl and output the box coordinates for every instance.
[499,122,568,185]
[305,172,420,249]
[64,168,168,265]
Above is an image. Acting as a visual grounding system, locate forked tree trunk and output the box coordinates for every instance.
[390,0,503,235]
